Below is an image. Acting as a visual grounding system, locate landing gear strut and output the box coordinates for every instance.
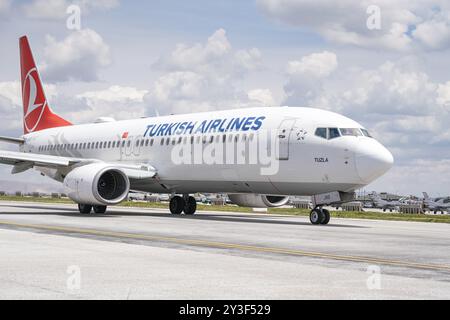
[309,207,330,225]
[169,195,197,215]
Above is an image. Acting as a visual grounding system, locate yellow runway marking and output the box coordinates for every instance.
[0,219,449,272]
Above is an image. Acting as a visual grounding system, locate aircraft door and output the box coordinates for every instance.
[276,119,297,160]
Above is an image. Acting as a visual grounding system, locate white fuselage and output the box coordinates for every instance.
[21,107,393,196]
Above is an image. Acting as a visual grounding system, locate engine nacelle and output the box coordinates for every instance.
[63,163,130,205]
[228,194,289,208]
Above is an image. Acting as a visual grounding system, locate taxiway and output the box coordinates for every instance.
[0,201,449,299]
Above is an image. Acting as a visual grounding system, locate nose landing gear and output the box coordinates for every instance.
[309,207,330,225]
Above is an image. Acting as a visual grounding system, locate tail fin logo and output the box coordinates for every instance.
[22,67,47,133]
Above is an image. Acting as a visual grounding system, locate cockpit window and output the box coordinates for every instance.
[315,128,327,139]
[315,127,341,140]
[339,128,363,136]
[361,128,372,137]
[328,128,340,139]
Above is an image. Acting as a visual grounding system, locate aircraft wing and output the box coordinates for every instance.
[0,149,157,179]
[0,150,80,168]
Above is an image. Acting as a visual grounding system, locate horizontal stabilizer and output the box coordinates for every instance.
[0,136,25,144]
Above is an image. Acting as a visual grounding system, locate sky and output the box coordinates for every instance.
[0,0,450,197]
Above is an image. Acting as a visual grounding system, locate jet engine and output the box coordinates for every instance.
[228,194,289,208]
[63,163,130,205]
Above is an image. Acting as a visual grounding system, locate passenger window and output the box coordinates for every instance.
[315,128,327,139]
[150,139,154,146]
[160,138,164,145]
[328,128,340,140]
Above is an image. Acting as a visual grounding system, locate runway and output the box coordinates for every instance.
[0,201,449,299]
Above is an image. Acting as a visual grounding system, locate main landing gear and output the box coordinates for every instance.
[169,195,197,215]
[309,207,330,225]
[78,204,107,214]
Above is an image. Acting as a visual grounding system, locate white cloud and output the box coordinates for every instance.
[23,0,119,20]
[158,29,231,72]
[67,85,148,124]
[234,48,262,71]
[0,81,21,107]
[77,85,148,103]
[413,11,450,50]
[282,52,450,180]
[0,81,23,132]
[147,29,269,115]
[257,0,450,51]
[156,29,261,77]
[287,51,337,78]
[42,29,112,82]
[247,89,276,106]
[437,81,450,109]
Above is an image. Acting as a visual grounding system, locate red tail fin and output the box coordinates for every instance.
[20,36,72,134]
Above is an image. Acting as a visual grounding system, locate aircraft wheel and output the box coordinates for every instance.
[183,196,197,215]
[169,196,185,215]
[321,209,331,225]
[310,208,325,225]
[78,204,92,214]
[93,205,107,214]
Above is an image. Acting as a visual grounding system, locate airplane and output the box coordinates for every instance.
[422,192,450,214]
[369,192,402,212]
[0,36,394,225]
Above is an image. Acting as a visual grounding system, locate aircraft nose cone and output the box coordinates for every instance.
[355,139,394,184]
